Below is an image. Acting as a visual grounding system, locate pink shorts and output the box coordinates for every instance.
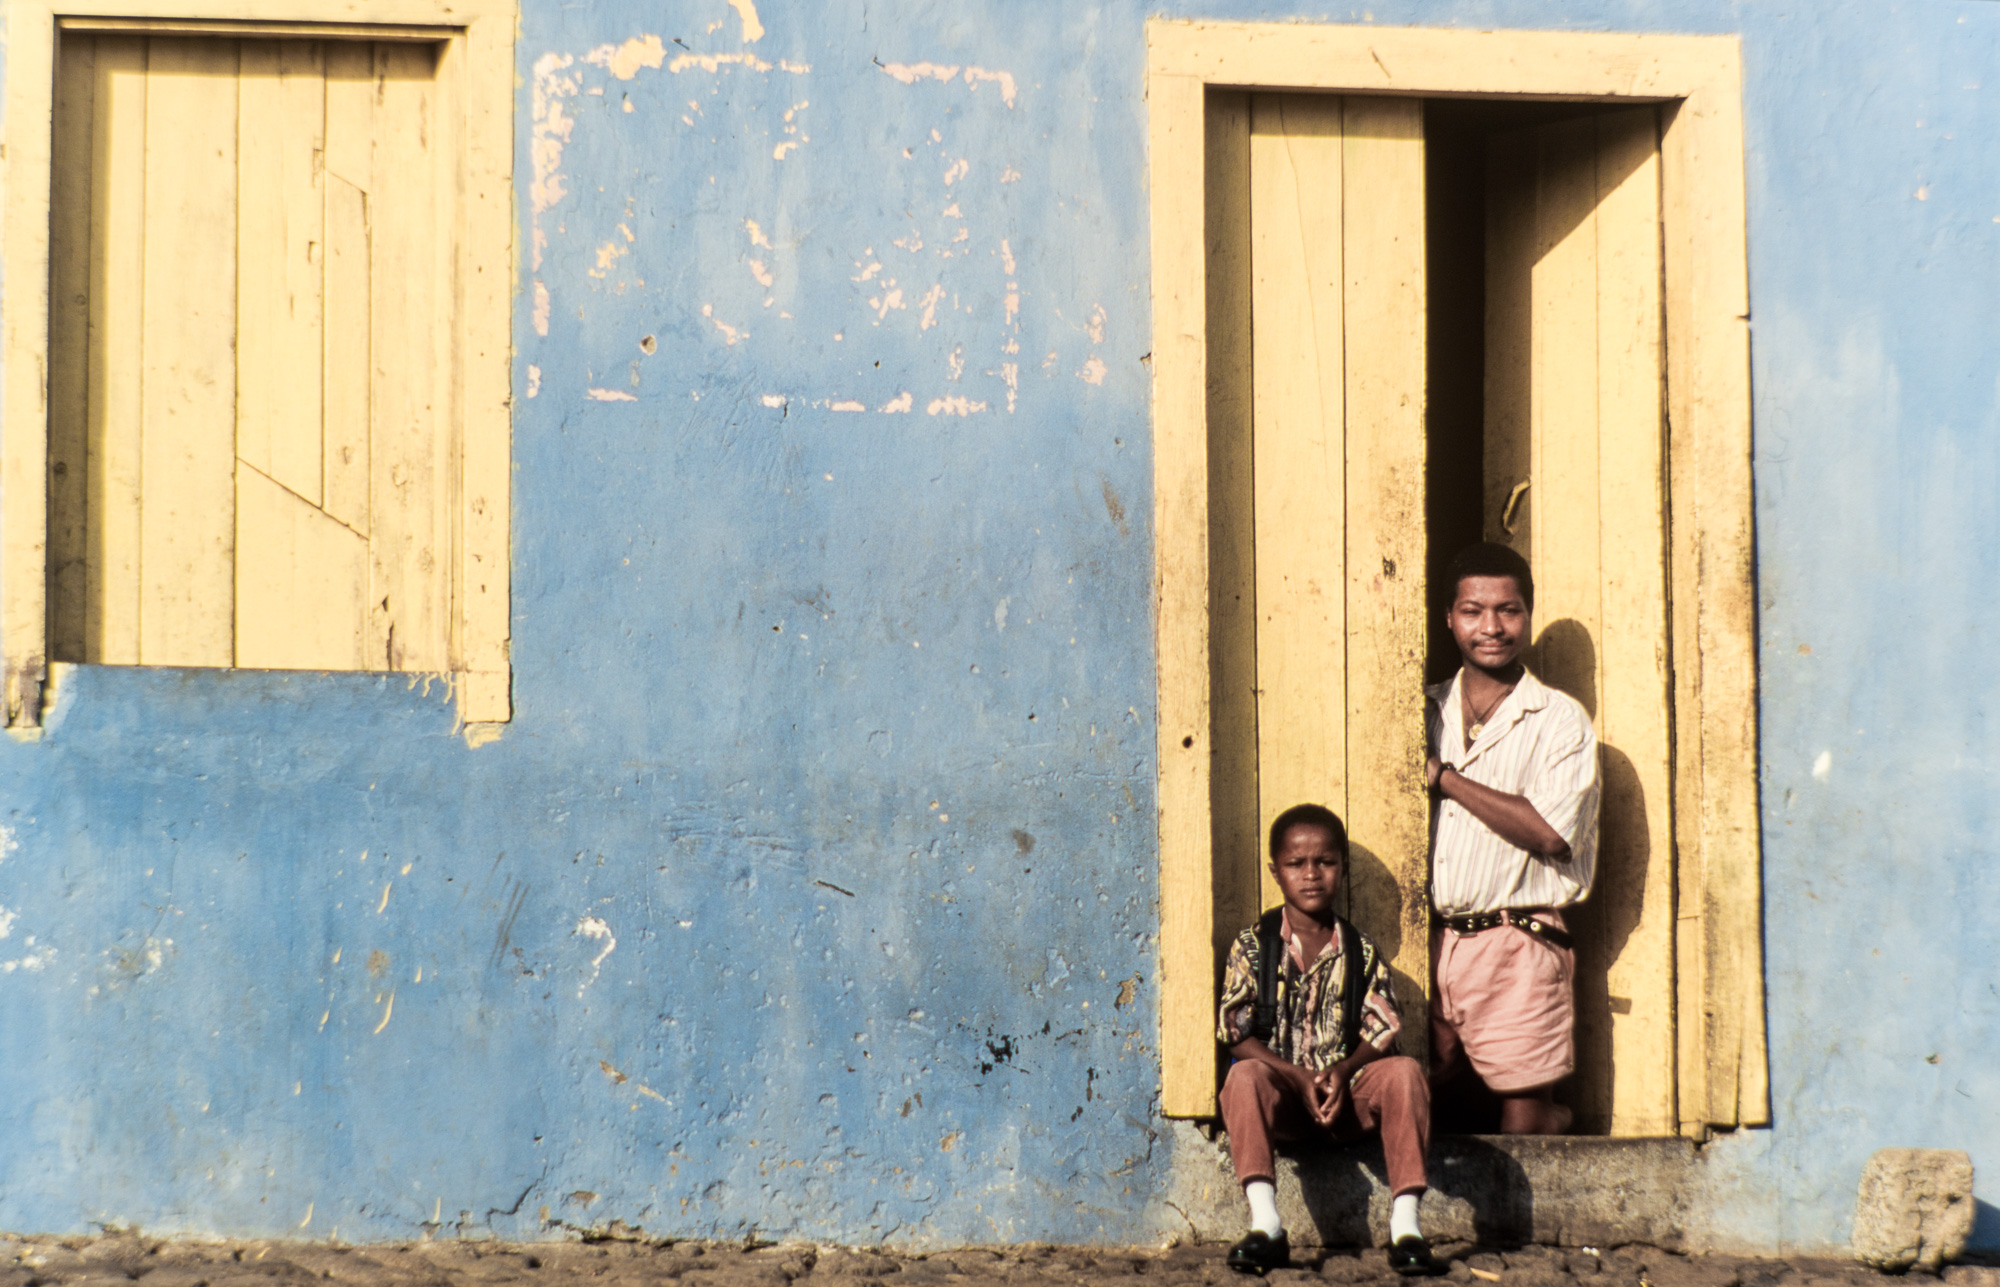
[1431,912,1575,1093]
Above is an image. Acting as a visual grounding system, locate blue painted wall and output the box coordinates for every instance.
[0,0,1993,1252]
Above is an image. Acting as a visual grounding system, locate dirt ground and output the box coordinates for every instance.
[0,1235,1993,1287]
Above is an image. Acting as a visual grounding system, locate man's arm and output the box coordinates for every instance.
[1426,756,1569,859]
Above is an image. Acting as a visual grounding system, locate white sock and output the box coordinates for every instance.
[1245,1180,1282,1237]
[1390,1192,1423,1243]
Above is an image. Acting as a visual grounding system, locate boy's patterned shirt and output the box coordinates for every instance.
[1215,907,1402,1072]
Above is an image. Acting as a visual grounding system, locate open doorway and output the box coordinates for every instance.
[1200,91,1675,1137]
[1148,22,1764,1140]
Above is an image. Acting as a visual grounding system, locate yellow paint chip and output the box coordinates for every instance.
[373,988,395,1034]
[300,1202,314,1228]
[377,883,392,914]
[729,0,766,42]
[600,1059,629,1084]
[585,35,667,81]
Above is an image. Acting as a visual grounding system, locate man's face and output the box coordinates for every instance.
[1449,574,1530,672]
[1270,824,1344,920]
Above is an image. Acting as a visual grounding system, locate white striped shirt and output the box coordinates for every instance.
[1427,668,1601,915]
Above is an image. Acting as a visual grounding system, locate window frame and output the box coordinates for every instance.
[1146,20,1765,1135]
[2,0,515,727]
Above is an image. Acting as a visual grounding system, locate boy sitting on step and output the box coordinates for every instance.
[1216,804,1439,1277]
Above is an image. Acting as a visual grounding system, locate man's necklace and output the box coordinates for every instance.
[1464,682,1517,742]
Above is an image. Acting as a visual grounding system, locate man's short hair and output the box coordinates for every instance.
[1268,803,1349,860]
[1446,541,1535,613]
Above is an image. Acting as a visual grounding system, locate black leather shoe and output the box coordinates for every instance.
[1226,1230,1290,1276]
[1388,1234,1442,1277]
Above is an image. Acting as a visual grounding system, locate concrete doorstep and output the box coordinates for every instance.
[1167,1129,1698,1250]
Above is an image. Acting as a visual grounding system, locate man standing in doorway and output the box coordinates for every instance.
[1424,542,1601,1134]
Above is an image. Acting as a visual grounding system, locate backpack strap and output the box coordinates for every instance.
[1335,916,1368,1058]
[1252,910,1373,1058]
[1250,906,1287,1043]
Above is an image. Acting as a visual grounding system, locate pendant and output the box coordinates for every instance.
[1468,722,1484,741]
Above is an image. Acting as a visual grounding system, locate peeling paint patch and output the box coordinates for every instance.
[728,0,765,42]
[590,239,629,279]
[532,282,551,337]
[880,391,914,414]
[0,908,15,940]
[575,915,616,995]
[918,284,948,330]
[0,946,54,974]
[588,388,638,402]
[927,396,988,416]
[761,394,787,409]
[745,219,772,248]
[526,365,542,398]
[748,259,775,288]
[585,35,667,81]
[942,158,970,186]
[881,61,961,88]
[668,50,806,75]
[702,304,748,345]
[963,67,1019,107]
[1078,357,1107,386]
[879,62,1018,108]
[530,53,578,272]
[829,400,865,412]
[870,283,906,320]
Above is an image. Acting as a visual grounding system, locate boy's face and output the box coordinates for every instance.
[1448,574,1530,672]
[1270,823,1344,920]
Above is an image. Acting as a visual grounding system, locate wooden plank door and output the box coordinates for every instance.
[1484,107,1676,1136]
[1208,93,1430,1058]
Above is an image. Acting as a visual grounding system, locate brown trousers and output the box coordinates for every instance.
[1218,1055,1431,1197]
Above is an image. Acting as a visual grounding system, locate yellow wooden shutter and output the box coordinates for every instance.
[48,35,451,673]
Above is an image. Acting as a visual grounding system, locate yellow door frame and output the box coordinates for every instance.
[1147,20,1765,1134]
[1,0,515,728]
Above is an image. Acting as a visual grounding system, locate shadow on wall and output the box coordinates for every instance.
[1970,1199,2000,1255]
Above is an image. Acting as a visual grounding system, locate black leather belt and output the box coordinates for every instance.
[1440,908,1573,951]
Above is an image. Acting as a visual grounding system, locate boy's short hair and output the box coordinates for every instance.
[1446,541,1536,613]
[1268,803,1349,860]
